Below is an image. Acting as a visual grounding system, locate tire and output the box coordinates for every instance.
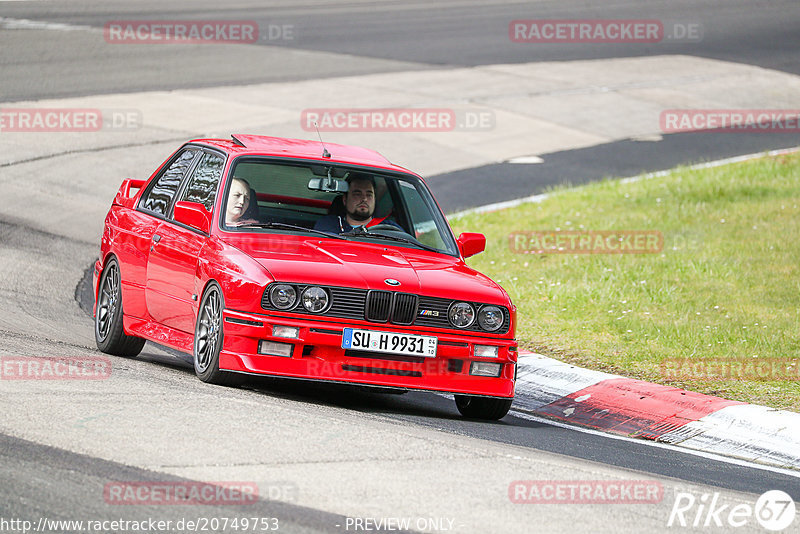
[193,283,243,386]
[454,395,512,420]
[94,258,145,357]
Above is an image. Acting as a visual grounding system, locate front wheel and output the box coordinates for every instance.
[95,258,145,357]
[454,395,512,420]
[193,283,242,386]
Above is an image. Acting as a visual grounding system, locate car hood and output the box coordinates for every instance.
[225,235,509,305]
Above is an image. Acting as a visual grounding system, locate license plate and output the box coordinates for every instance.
[342,328,437,358]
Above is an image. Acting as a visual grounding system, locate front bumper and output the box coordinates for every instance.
[218,308,517,398]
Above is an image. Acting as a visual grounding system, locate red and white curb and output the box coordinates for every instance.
[512,351,800,471]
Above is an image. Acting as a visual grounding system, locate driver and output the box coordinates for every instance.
[314,173,400,234]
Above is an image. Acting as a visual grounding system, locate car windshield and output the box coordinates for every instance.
[222,158,459,255]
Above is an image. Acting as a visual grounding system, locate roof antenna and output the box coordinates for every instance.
[314,122,331,159]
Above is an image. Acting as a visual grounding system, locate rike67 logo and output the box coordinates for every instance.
[668,490,796,531]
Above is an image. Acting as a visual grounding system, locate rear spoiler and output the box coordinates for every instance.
[113,179,146,208]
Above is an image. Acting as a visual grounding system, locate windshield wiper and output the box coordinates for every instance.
[235,222,347,240]
[340,228,440,252]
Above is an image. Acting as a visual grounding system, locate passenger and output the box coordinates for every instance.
[314,173,401,234]
[225,177,259,226]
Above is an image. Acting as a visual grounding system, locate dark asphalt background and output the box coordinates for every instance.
[2,0,797,208]
[1,0,798,103]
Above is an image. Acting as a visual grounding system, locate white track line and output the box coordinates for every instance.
[0,17,97,32]
[508,409,800,481]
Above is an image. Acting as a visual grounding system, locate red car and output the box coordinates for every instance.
[93,134,517,419]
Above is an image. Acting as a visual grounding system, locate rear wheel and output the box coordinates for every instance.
[193,283,242,386]
[94,258,145,357]
[454,395,512,420]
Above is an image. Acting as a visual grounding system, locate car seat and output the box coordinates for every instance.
[328,194,345,216]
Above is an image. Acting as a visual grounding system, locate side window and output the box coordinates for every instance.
[180,152,224,211]
[397,181,447,250]
[140,149,197,216]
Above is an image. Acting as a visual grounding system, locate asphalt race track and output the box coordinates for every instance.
[1,1,799,533]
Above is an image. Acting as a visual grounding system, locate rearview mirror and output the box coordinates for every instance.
[174,201,211,234]
[309,166,350,192]
[308,177,349,192]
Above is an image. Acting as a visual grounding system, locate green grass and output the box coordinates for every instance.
[450,151,800,411]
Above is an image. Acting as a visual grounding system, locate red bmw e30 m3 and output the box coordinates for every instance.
[93,134,517,419]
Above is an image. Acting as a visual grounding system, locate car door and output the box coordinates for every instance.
[120,148,198,319]
[145,151,224,334]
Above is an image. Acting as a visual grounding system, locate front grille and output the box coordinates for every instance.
[393,293,418,325]
[366,291,392,322]
[262,283,509,334]
[365,291,418,325]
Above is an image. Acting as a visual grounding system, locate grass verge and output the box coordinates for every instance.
[450,150,800,411]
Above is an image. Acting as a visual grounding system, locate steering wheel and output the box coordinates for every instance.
[369,224,403,232]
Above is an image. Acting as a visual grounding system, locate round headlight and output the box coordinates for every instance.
[448,302,475,328]
[478,306,504,331]
[302,286,329,313]
[269,284,297,310]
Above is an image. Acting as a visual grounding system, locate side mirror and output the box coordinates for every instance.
[457,232,486,258]
[174,201,211,234]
